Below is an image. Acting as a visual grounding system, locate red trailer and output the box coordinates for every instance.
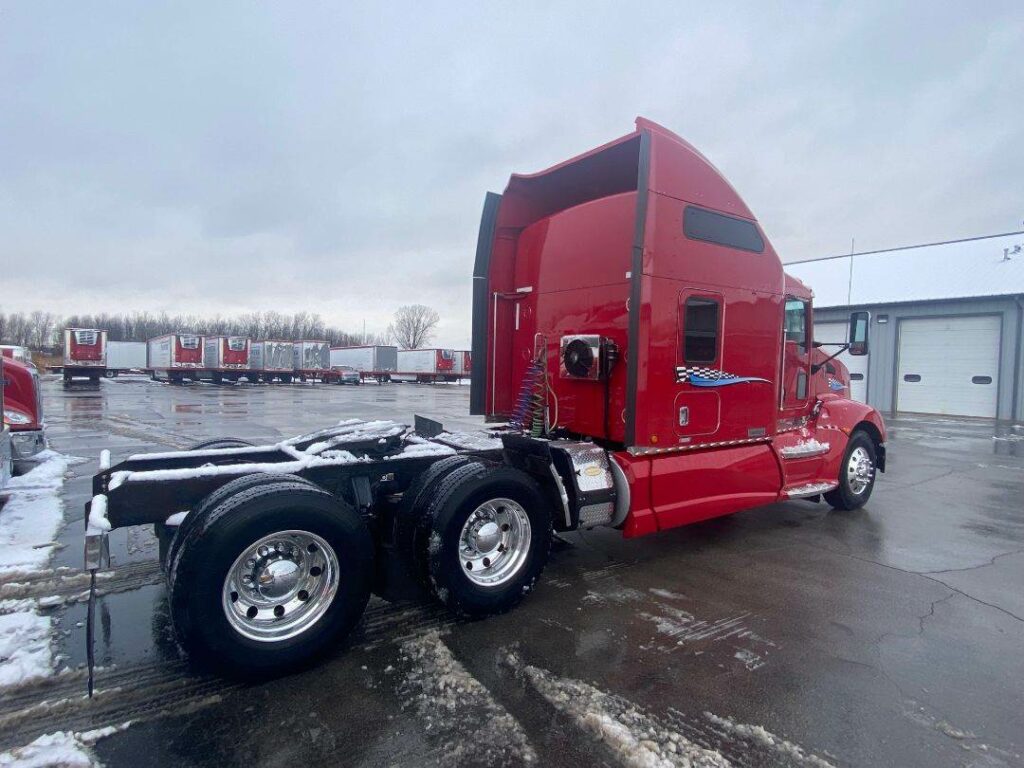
[62,328,108,384]
[394,348,458,382]
[148,333,204,383]
[84,119,885,679]
[200,336,251,384]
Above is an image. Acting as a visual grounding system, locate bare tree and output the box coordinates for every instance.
[388,305,440,349]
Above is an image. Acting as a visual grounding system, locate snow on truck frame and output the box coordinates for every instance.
[84,118,886,682]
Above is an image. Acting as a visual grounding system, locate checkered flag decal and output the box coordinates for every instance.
[676,366,742,383]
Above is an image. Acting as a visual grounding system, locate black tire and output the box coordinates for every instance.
[188,437,255,451]
[103,370,115,379]
[281,374,292,384]
[824,430,877,510]
[168,479,373,677]
[394,455,476,588]
[164,472,294,573]
[425,464,551,617]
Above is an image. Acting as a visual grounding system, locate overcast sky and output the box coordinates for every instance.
[2,2,1022,348]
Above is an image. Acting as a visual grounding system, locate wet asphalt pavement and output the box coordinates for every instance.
[5,374,1024,767]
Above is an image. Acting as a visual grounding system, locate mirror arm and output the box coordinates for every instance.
[811,344,849,374]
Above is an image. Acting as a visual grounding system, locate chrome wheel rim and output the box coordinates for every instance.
[847,446,874,495]
[458,498,532,587]
[222,530,339,642]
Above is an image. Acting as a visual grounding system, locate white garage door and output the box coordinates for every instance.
[814,321,868,402]
[897,316,1000,417]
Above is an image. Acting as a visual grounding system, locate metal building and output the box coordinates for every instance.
[785,231,1024,421]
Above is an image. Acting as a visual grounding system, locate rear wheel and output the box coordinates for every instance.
[424,465,551,617]
[168,480,373,677]
[824,431,877,510]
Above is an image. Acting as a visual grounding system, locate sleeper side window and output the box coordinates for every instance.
[683,297,720,364]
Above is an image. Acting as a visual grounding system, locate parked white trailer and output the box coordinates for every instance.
[200,336,251,383]
[329,345,398,381]
[250,341,295,383]
[105,341,148,376]
[148,334,204,383]
[394,348,458,382]
[293,341,330,380]
[62,328,108,383]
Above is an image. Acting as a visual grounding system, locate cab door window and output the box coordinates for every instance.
[781,298,810,406]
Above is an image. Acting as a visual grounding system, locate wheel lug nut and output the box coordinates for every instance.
[275,542,286,552]
[258,546,270,557]
[246,559,256,568]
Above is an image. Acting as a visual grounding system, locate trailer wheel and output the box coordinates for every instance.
[424,465,551,617]
[824,431,877,511]
[103,370,115,379]
[168,479,373,677]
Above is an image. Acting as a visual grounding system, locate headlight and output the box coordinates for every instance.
[4,409,32,425]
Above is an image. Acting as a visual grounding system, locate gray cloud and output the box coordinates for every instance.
[2,1,1022,347]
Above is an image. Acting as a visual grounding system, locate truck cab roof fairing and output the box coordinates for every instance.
[473,118,784,449]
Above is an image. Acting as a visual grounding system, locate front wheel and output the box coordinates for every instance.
[168,480,373,677]
[824,431,877,510]
[425,465,551,617]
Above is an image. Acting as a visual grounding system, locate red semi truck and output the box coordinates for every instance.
[2,355,46,473]
[84,119,885,679]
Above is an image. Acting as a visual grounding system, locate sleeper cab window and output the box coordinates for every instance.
[683,205,765,253]
[683,297,720,364]
[784,299,808,352]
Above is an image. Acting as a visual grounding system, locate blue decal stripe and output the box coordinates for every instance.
[689,375,771,387]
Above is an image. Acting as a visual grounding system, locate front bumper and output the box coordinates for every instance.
[11,428,46,468]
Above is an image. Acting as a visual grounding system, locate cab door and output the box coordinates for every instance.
[780,298,812,413]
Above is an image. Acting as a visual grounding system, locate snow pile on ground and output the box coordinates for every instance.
[0,731,96,768]
[704,713,835,768]
[0,451,80,575]
[0,610,52,687]
[506,650,730,768]
[0,451,79,689]
[399,631,536,766]
[0,722,130,768]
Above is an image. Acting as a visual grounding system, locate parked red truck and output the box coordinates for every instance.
[85,119,884,679]
[2,355,46,473]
